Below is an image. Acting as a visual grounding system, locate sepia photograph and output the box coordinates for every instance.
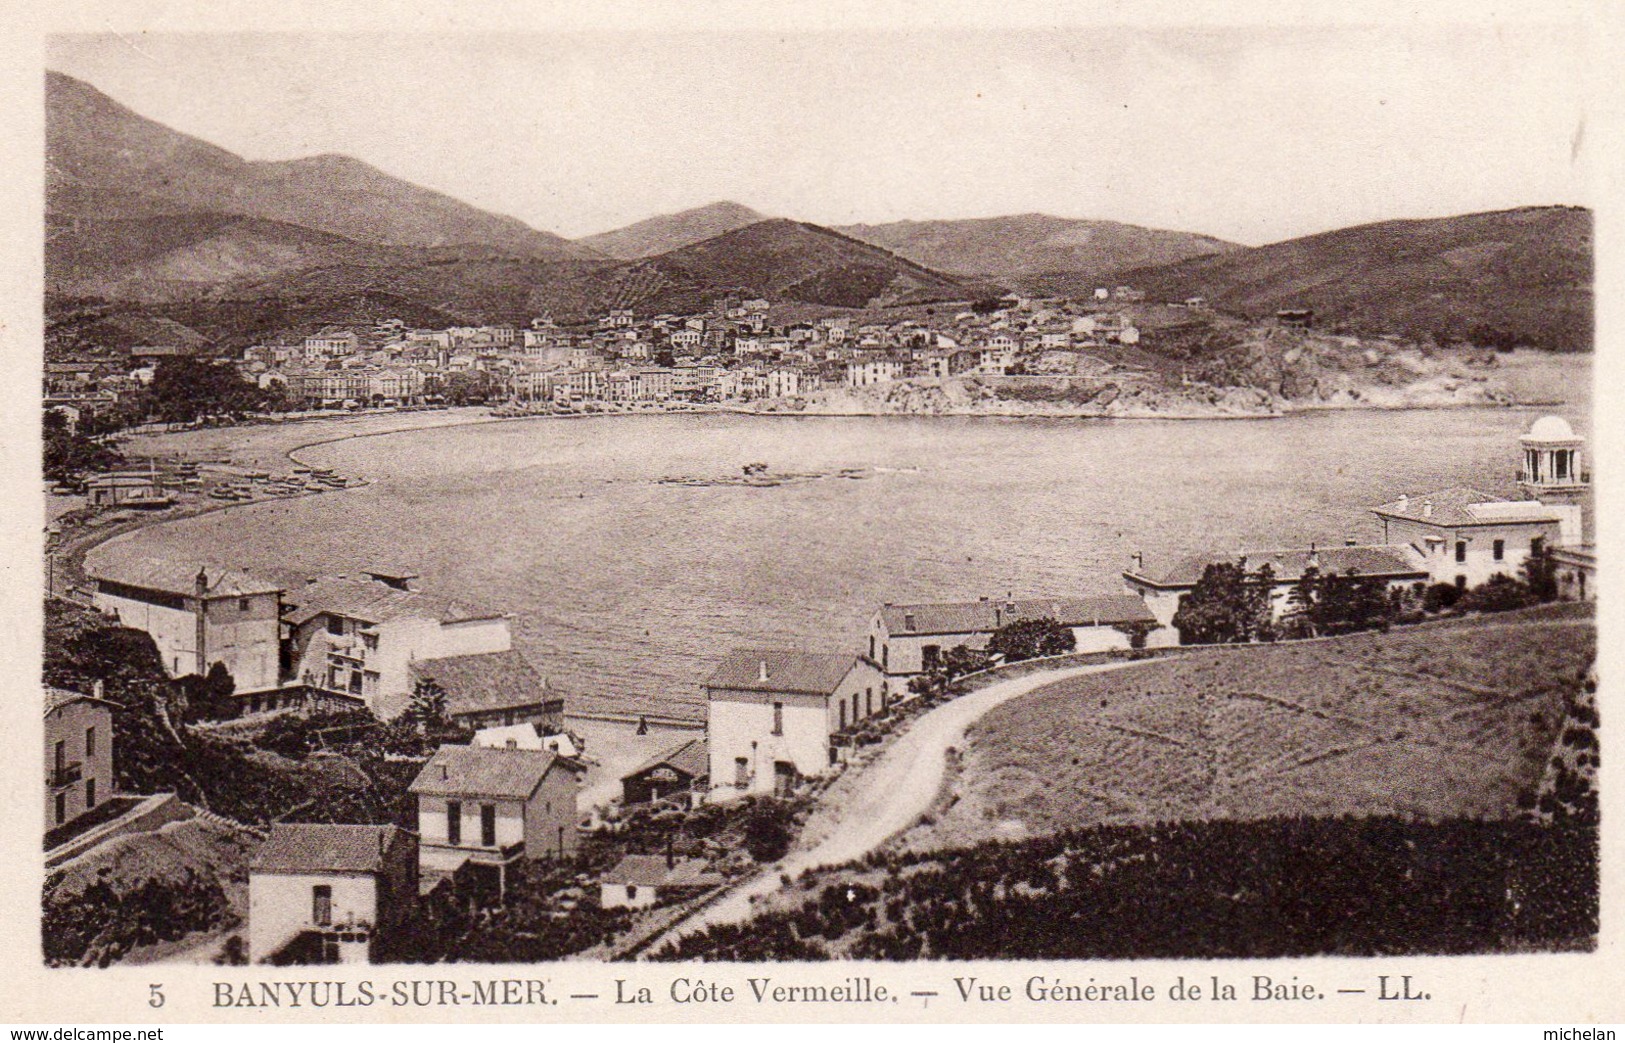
[31,14,1600,990]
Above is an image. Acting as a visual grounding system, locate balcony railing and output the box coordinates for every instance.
[49,762,83,789]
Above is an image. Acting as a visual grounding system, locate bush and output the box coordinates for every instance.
[743,800,797,863]
[1460,575,1539,614]
[1423,583,1464,613]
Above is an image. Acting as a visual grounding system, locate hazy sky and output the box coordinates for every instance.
[47,28,1587,245]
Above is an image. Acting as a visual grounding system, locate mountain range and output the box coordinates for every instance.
[46,70,1591,353]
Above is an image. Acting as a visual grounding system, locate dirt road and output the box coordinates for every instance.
[651,659,1140,948]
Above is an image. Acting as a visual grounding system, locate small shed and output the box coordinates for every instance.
[620,737,707,806]
[599,854,724,910]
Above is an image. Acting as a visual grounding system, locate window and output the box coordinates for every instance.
[85,777,95,809]
[869,635,876,659]
[54,740,65,775]
[734,757,749,788]
[362,633,378,651]
[772,701,783,736]
[626,885,638,901]
[480,804,497,847]
[55,792,65,825]
[239,597,250,612]
[312,885,332,926]
[1493,539,1505,562]
[1532,536,1545,555]
[85,727,95,759]
[326,616,344,636]
[1455,541,1467,563]
[882,645,888,671]
[447,801,462,845]
[839,701,847,730]
[922,645,942,671]
[866,688,873,717]
[1455,575,1468,590]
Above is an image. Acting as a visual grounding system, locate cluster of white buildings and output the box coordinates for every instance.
[87,561,563,729]
[231,291,1156,410]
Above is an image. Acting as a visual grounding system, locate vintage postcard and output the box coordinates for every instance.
[3,0,1620,1027]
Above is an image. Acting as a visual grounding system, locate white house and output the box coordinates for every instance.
[705,650,884,798]
[599,855,723,910]
[303,330,359,360]
[408,744,579,894]
[284,572,512,719]
[1122,544,1432,632]
[868,594,1161,689]
[45,685,117,837]
[90,558,284,696]
[247,824,417,965]
[1369,488,1580,590]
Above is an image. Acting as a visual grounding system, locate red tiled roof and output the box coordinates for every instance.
[601,855,723,888]
[90,557,283,598]
[705,650,864,696]
[408,744,560,800]
[410,650,559,718]
[284,576,498,627]
[250,823,409,875]
[44,686,117,717]
[1370,488,1560,527]
[624,738,708,783]
[1127,544,1428,588]
[878,595,1155,635]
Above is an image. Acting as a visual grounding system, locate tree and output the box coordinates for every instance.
[988,617,1076,663]
[149,357,269,425]
[402,677,452,733]
[180,662,238,722]
[1521,542,1560,603]
[1172,559,1277,645]
[43,408,124,485]
[1282,564,1323,639]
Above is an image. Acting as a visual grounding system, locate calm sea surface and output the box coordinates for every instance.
[93,362,1591,716]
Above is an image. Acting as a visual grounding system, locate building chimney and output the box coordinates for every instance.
[195,567,209,595]
[1396,494,1408,512]
[666,833,676,871]
[92,679,104,699]
[1422,500,1433,519]
[758,659,770,683]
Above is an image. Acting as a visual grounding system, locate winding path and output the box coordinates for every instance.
[648,659,1141,950]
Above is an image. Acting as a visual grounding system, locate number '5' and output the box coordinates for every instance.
[149,984,165,1008]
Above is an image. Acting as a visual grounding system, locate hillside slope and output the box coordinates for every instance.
[46,70,595,262]
[648,219,979,308]
[837,214,1237,284]
[577,201,767,259]
[1110,206,1593,352]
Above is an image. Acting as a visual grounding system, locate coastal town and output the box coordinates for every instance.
[45,283,1522,435]
[42,399,1597,965]
[35,33,1600,984]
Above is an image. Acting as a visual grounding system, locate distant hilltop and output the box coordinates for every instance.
[45,70,1592,353]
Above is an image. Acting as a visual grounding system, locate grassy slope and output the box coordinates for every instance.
[1101,206,1593,352]
[907,607,1594,850]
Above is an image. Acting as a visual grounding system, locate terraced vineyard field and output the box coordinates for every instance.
[905,607,1595,850]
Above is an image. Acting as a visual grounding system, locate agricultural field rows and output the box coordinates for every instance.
[904,611,1594,850]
